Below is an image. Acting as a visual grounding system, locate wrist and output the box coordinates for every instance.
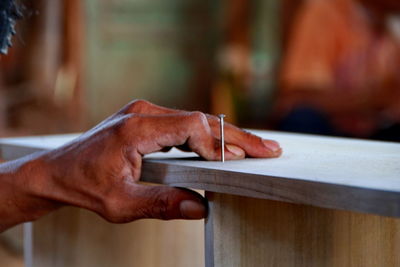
[16,152,62,216]
[0,151,61,230]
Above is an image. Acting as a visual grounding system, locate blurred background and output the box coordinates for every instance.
[1,0,400,139]
[0,0,399,265]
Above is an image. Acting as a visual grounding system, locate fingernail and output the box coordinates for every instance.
[180,200,207,219]
[263,139,281,153]
[226,144,245,157]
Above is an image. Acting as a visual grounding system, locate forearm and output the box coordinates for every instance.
[0,152,59,232]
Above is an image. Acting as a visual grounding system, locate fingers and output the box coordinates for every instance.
[182,112,245,161]
[100,184,207,222]
[225,126,282,158]
[126,112,245,161]
[206,115,282,158]
[226,128,282,158]
[129,185,207,220]
[120,99,281,159]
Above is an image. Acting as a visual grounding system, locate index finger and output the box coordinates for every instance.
[206,114,282,158]
[121,100,282,158]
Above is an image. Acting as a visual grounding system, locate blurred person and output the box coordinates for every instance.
[0,1,282,232]
[277,0,400,141]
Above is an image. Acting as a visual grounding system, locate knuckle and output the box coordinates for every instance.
[128,99,150,113]
[188,111,208,128]
[150,195,170,220]
[113,114,136,138]
[252,135,264,147]
[244,130,261,142]
[131,195,171,220]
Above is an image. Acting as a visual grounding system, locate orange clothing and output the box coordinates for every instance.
[280,0,400,136]
[281,0,400,96]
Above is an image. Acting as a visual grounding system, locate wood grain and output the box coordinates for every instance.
[1,131,400,266]
[1,131,400,217]
[31,206,204,267]
[206,192,400,267]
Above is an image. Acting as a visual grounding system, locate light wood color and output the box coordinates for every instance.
[30,207,204,267]
[1,131,400,266]
[0,224,23,266]
[1,131,399,217]
[206,192,400,267]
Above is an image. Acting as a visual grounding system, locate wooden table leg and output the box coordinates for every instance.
[205,192,400,267]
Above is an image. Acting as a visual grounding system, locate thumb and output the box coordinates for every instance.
[132,185,208,220]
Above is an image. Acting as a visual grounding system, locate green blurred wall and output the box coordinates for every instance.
[83,0,280,125]
[84,0,218,123]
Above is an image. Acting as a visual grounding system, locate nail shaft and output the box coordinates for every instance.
[218,114,225,162]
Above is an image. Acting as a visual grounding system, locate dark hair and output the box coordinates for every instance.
[0,0,22,55]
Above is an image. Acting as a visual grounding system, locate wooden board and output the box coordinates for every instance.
[1,131,400,267]
[1,131,399,217]
[30,207,204,267]
[205,192,400,267]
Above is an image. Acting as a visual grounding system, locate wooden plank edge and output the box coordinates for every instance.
[2,143,399,218]
[141,161,400,218]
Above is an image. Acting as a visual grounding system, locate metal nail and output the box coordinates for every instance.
[218,114,226,162]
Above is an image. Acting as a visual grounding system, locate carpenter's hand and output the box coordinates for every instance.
[38,100,281,223]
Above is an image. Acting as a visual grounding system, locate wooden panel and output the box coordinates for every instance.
[0,225,24,267]
[1,131,400,217]
[205,192,400,267]
[32,206,204,267]
[1,132,399,266]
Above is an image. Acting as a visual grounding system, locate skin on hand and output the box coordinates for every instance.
[0,100,282,231]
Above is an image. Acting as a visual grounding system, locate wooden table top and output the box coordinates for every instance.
[1,131,399,217]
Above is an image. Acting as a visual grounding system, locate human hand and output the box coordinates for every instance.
[34,100,282,223]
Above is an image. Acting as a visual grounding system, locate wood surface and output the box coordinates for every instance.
[1,131,399,217]
[30,206,204,267]
[0,225,24,267]
[1,131,400,266]
[205,192,400,267]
